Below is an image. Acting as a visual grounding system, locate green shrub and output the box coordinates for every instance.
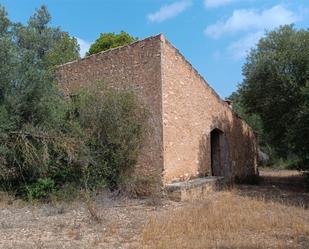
[266,157,306,170]
[26,177,56,200]
[71,83,149,190]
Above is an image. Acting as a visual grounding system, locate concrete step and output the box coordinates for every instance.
[165,176,225,202]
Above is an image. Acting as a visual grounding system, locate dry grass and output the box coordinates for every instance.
[143,191,309,249]
[0,168,308,248]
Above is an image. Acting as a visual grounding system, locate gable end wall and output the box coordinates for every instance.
[161,37,258,183]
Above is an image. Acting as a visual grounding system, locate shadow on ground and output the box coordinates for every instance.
[235,168,309,208]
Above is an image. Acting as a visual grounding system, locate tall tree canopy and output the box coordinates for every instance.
[238,25,309,169]
[87,31,137,56]
[0,5,80,129]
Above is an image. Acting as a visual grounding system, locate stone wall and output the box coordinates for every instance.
[161,37,257,183]
[56,35,164,190]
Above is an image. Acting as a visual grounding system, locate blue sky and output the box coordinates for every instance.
[1,0,309,97]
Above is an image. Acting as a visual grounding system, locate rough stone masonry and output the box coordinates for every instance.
[56,34,258,192]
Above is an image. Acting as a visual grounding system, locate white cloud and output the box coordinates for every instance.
[204,0,235,8]
[205,5,300,38]
[147,0,192,23]
[228,31,263,59]
[76,37,92,57]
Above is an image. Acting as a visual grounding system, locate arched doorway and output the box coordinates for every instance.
[210,129,223,176]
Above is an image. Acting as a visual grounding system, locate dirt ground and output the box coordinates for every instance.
[0,168,308,249]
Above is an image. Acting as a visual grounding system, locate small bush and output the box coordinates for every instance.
[26,178,57,200]
[264,156,302,170]
[71,83,148,190]
[287,158,309,171]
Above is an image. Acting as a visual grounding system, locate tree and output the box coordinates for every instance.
[238,25,309,169]
[2,5,80,128]
[228,92,276,163]
[0,5,81,192]
[228,92,263,135]
[0,5,17,132]
[87,31,137,56]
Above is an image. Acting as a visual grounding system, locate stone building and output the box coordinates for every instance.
[56,34,258,195]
